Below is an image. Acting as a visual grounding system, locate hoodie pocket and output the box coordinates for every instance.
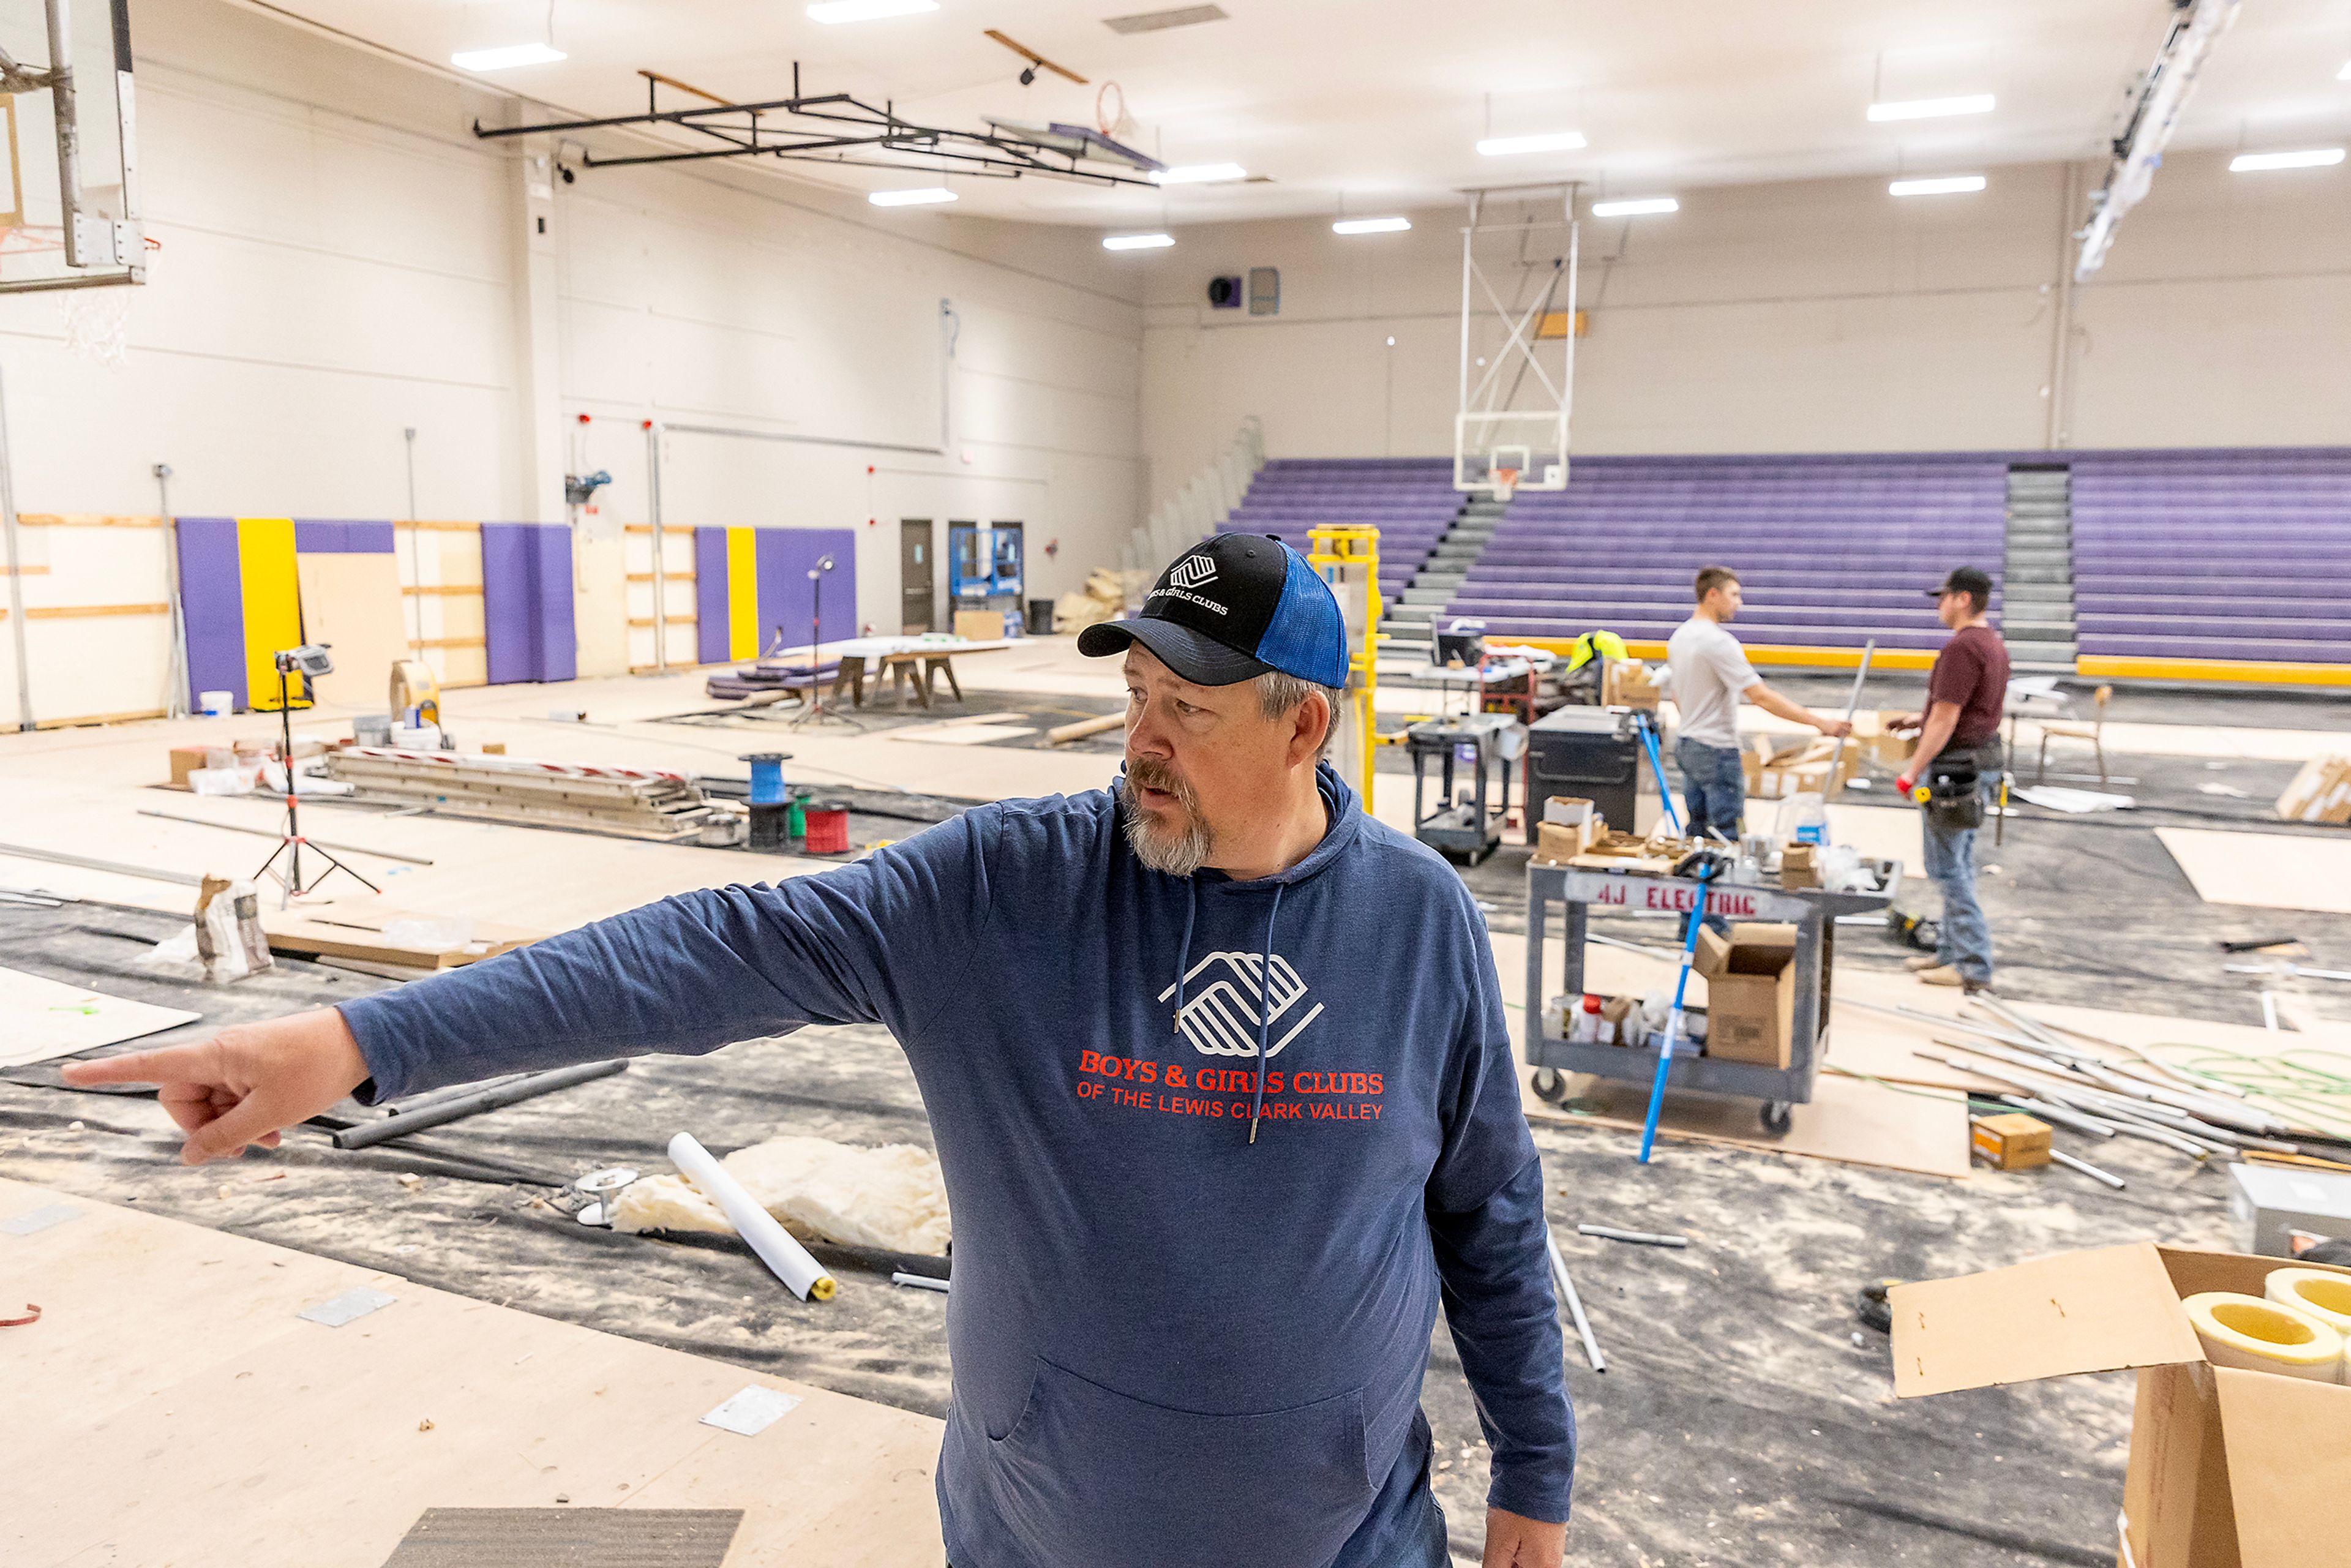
[984,1357,1374,1568]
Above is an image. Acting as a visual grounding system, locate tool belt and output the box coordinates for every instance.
[1911,740,1998,830]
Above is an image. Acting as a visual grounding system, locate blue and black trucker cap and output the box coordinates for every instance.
[1078,534,1349,688]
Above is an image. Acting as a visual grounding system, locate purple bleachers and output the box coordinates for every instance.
[2071,448,2351,664]
[1445,452,2006,651]
[1216,457,1463,598]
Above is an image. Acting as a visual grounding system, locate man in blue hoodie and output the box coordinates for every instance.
[66,532,1575,1568]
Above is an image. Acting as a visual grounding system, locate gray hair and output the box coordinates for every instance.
[1254,671,1346,759]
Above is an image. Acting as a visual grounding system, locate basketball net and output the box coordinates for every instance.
[1493,467,1520,502]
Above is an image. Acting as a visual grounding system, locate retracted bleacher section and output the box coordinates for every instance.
[1217,457,1461,606]
[1444,452,2007,664]
[2071,448,2351,684]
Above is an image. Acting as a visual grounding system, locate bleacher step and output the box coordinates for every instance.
[2003,462,2079,661]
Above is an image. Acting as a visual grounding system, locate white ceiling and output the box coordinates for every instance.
[256,0,2351,226]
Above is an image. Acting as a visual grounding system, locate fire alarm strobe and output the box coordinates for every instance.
[1207,275,1242,309]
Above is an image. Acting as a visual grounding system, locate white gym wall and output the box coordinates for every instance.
[0,0,1146,685]
[1139,148,2351,490]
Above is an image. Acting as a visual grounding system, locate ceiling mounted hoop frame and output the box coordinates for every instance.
[1453,182,1580,498]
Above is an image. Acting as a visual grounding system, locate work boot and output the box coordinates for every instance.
[1903,954,1942,972]
[1916,965,1987,993]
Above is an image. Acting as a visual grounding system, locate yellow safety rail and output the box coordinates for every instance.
[1307,524,1381,808]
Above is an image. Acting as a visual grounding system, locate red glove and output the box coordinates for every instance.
[1895,773,1916,797]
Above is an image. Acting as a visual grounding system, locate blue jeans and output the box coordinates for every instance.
[1674,737,1745,842]
[1921,762,1999,986]
[1376,1473,1450,1568]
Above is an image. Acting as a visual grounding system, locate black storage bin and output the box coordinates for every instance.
[1523,708,1641,844]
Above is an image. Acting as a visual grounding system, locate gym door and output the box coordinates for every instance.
[901,519,934,633]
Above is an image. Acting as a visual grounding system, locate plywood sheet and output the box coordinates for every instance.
[1519,1062,1973,1180]
[2158,825,2351,915]
[0,965,200,1068]
[297,552,411,711]
[0,1176,947,1568]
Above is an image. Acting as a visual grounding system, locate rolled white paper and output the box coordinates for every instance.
[669,1131,837,1302]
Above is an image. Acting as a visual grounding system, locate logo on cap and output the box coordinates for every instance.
[1168,555,1219,590]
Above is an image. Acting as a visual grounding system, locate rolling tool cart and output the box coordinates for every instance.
[1521,858,1892,1133]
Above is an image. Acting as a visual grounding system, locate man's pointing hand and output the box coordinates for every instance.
[59,1008,371,1166]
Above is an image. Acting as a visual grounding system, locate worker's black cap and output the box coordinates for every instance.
[1927,566,1995,600]
[1077,533,1348,688]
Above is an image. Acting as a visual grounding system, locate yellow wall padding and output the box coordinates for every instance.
[236,518,302,711]
[727,527,759,661]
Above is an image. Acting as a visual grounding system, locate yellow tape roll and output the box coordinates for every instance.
[2267,1269,2351,1346]
[2183,1291,2344,1381]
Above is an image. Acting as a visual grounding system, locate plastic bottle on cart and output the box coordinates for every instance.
[1783,791,1828,846]
[1570,994,1603,1043]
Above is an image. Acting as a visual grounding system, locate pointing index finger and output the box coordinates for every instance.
[59,1044,216,1088]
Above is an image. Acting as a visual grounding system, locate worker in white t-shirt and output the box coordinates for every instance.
[1663,566,1851,841]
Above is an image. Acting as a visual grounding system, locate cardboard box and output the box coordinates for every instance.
[1534,819,1597,863]
[1970,1111,2053,1170]
[2276,754,2351,825]
[1892,1243,2351,1568]
[1779,842,1820,890]
[1693,922,1797,1067]
[167,745,226,789]
[1604,659,1660,711]
[1746,735,1859,801]
[954,608,1012,642]
[1543,795,1594,827]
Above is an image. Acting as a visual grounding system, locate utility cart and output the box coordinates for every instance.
[1521,860,1892,1133]
[1404,713,1523,864]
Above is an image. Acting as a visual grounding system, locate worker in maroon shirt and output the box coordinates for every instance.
[1892,568,2011,991]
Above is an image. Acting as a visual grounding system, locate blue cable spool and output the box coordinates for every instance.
[741,752,792,806]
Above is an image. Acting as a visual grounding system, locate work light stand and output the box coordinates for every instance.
[787,555,861,731]
[252,658,378,907]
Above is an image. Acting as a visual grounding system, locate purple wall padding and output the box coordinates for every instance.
[754,527,858,650]
[754,528,790,653]
[531,525,576,682]
[175,517,247,710]
[293,520,396,553]
[695,527,729,664]
[480,523,534,685]
[480,522,576,685]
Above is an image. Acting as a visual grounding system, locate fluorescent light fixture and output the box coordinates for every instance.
[1332,216,1410,234]
[1475,130,1588,157]
[451,42,566,70]
[1103,232,1175,250]
[1152,162,1248,184]
[1590,196,1678,217]
[869,187,957,206]
[1868,93,1995,122]
[2338,58,2351,80]
[2229,147,2345,171]
[807,0,937,22]
[1889,174,1986,197]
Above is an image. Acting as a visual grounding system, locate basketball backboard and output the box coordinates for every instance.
[1453,186,1578,500]
[1455,410,1567,501]
[1,0,144,293]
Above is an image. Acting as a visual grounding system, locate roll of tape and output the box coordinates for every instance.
[2266,1268,2351,1354]
[2184,1291,2344,1381]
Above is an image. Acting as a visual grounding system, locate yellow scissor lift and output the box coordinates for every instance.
[1307,525,1382,809]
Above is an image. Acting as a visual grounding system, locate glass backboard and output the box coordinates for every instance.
[1455,410,1568,500]
[1,0,142,293]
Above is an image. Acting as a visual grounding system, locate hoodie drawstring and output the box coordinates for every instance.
[1171,883,1198,1038]
[1249,882,1285,1145]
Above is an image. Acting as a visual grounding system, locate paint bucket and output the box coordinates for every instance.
[199,689,233,717]
[803,802,851,855]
